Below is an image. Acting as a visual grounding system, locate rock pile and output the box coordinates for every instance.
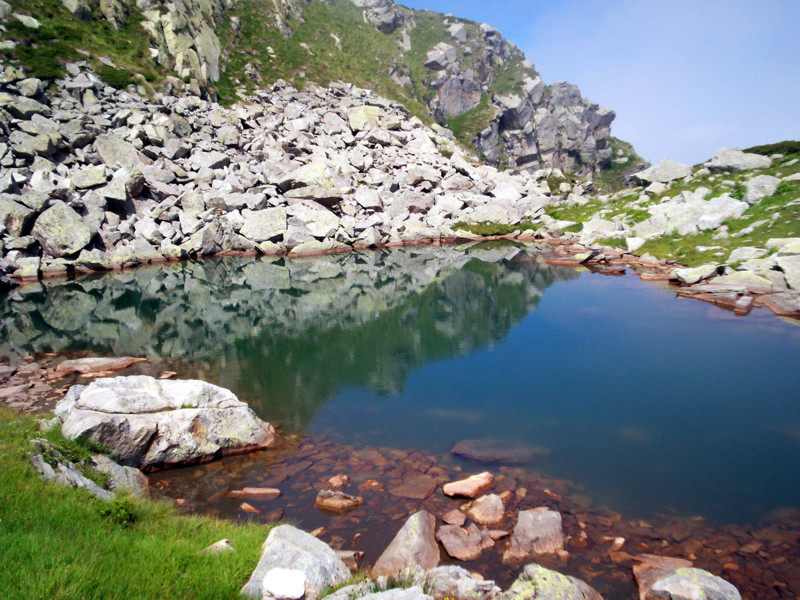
[0,63,559,287]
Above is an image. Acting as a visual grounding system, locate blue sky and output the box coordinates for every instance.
[399,0,800,165]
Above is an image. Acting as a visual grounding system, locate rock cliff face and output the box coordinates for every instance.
[46,0,616,178]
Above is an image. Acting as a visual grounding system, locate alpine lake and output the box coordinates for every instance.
[2,242,800,599]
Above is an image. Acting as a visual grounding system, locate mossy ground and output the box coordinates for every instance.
[0,407,270,600]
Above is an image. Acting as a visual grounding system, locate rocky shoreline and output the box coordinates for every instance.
[13,362,763,600]
[2,61,798,320]
[3,353,799,599]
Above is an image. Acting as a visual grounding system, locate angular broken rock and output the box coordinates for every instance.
[498,564,603,600]
[451,438,548,463]
[442,471,494,498]
[437,523,494,561]
[372,510,440,576]
[315,489,363,512]
[55,356,147,375]
[466,494,505,526]
[242,525,349,599]
[503,508,564,563]
[31,201,93,258]
[442,508,466,526]
[55,376,277,470]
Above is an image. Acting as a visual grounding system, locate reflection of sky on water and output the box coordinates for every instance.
[309,271,800,523]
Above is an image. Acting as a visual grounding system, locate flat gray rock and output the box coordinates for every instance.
[503,508,564,562]
[647,568,740,600]
[632,158,692,185]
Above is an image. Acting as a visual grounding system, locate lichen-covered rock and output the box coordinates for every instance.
[242,524,350,599]
[498,564,603,600]
[55,376,277,470]
[90,454,148,496]
[646,567,741,600]
[31,201,93,258]
[423,566,500,600]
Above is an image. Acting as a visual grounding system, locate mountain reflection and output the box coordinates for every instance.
[0,243,578,430]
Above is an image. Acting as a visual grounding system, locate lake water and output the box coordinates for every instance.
[2,243,800,524]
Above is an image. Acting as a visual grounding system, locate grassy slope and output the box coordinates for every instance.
[0,408,269,600]
[0,0,166,88]
[594,137,648,194]
[551,145,800,266]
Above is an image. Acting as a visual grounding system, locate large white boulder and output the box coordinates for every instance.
[55,376,277,470]
[706,147,771,172]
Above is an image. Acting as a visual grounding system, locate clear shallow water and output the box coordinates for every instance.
[2,243,799,523]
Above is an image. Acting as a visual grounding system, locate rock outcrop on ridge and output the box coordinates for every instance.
[0,0,618,178]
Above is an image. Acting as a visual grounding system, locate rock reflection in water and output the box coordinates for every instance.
[0,243,577,432]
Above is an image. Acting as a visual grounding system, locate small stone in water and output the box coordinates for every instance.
[327,474,350,489]
[442,508,466,526]
[315,489,363,512]
[240,502,259,513]
[443,471,495,498]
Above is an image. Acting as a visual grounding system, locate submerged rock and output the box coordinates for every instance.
[315,489,363,512]
[55,356,147,375]
[451,438,549,463]
[55,376,277,470]
[503,508,564,562]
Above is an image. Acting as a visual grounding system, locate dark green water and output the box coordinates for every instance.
[2,243,799,523]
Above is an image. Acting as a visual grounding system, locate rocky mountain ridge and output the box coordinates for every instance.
[0,0,623,178]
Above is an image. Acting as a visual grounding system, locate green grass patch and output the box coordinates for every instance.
[96,65,133,89]
[744,140,800,156]
[445,94,494,146]
[490,54,537,97]
[2,0,166,86]
[594,137,647,194]
[0,408,271,599]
